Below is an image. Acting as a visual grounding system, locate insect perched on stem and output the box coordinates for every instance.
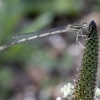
[0,20,90,51]
[67,20,90,48]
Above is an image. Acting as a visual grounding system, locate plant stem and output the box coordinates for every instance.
[73,20,99,100]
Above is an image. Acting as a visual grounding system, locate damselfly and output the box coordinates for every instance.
[0,20,89,51]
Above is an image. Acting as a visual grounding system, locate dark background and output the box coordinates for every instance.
[0,0,100,100]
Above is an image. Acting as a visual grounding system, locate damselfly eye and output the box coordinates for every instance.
[81,21,88,30]
[81,20,86,25]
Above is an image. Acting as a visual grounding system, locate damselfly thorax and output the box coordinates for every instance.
[67,20,89,31]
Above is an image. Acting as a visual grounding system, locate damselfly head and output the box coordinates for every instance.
[81,20,86,25]
[81,20,89,30]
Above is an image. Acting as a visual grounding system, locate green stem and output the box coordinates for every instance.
[73,21,99,100]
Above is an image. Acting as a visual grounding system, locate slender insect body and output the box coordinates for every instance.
[0,21,89,51]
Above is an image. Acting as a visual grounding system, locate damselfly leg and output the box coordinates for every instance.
[76,30,86,48]
[75,20,93,48]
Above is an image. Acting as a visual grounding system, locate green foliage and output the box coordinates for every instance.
[0,67,13,99]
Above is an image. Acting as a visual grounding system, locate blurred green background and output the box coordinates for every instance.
[0,0,100,100]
